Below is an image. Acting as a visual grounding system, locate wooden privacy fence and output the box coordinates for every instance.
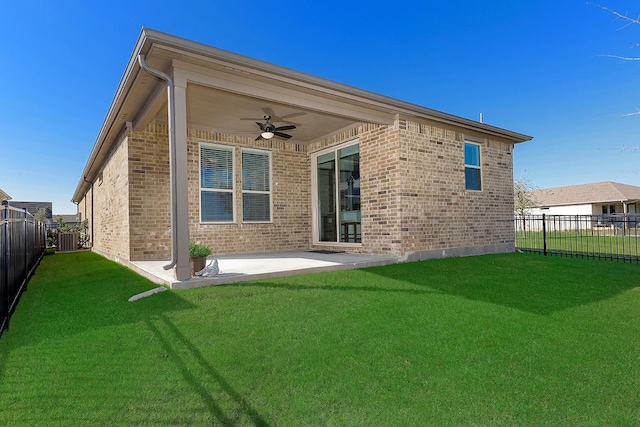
[0,203,46,336]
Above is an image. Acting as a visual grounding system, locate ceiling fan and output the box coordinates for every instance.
[255,115,296,141]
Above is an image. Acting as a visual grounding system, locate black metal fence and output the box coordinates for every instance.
[515,214,640,263]
[1,203,46,336]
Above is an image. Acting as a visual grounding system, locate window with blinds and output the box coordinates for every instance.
[200,143,234,222]
[242,149,271,222]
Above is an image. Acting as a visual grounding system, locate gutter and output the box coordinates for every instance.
[137,54,178,271]
[72,33,147,203]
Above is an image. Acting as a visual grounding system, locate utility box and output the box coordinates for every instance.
[57,232,78,252]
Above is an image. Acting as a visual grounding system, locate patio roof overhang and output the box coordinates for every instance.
[72,27,531,203]
[0,189,10,202]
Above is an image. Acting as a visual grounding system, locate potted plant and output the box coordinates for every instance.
[189,242,212,276]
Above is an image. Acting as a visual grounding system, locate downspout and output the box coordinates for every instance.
[90,183,94,247]
[82,177,94,248]
[137,54,178,271]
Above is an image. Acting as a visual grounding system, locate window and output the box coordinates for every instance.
[464,142,482,191]
[242,149,271,222]
[200,143,234,222]
[602,205,616,215]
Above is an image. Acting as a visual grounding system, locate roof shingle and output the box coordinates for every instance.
[532,181,640,207]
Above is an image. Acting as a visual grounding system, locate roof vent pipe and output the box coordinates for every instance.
[137,54,178,271]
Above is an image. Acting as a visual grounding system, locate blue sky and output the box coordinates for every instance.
[2,0,640,214]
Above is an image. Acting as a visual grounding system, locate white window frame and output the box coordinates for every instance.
[199,142,235,224]
[241,148,272,223]
[464,141,482,192]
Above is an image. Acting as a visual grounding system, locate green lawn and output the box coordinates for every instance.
[517,230,640,259]
[1,251,639,426]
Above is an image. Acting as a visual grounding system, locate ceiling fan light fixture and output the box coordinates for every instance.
[254,113,295,140]
[261,131,275,139]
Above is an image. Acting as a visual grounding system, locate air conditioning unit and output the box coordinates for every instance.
[57,233,78,252]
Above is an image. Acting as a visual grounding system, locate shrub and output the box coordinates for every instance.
[189,242,212,258]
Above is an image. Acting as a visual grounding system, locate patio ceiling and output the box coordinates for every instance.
[151,84,361,144]
[128,40,395,144]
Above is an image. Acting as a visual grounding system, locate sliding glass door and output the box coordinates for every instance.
[317,152,337,242]
[314,142,360,244]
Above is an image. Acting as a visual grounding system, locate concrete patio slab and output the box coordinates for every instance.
[131,250,399,290]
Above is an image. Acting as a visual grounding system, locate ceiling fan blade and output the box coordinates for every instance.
[262,107,276,117]
[255,122,266,131]
[273,132,293,139]
[255,134,264,141]
[275,125,296,131]
[280,112,306,120]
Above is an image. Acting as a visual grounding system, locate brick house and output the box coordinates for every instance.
[530,181,640,217]
[72,28,532,281]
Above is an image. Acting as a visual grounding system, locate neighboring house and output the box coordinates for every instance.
[7,201,52,224]
[51,214,81,227]
[530,181,640,217]
[0,189,10,202]
[72,28,532,281]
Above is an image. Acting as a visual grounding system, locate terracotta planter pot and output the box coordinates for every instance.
[190,256,207,276]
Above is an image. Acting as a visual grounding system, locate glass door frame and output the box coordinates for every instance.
[310,139,362,247]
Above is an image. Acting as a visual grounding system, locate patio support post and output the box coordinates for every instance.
[137,55,190,281]
[171,70,191,280]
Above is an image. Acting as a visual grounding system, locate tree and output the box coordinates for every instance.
[590,3,640,154]
[35,208,49,224]
[591,4,640,66]
[514,175,538,238]
[514,175,537,217]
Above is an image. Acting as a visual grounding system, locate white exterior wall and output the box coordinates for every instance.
[530,204,592,216]
[524,204,596,232]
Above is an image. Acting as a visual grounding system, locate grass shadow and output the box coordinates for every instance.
[231,280,442,296]
[364,252,640,315]
[0,252,196,348]
[146,314,270,426]
[226,253,640,316]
